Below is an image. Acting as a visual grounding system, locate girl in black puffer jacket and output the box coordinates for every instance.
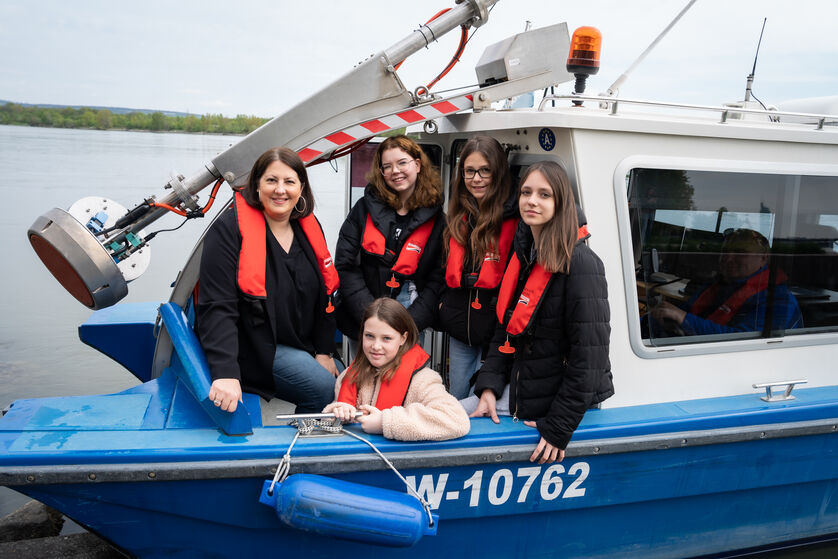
[467,161,613,464]
[334,136,445,354]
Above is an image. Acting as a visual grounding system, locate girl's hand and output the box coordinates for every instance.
[331,402,357,423]
[208,378,243,413]
[524,421,564,463]
[469,389,500,423]
[315,353,340,377]
[358,405,384,434]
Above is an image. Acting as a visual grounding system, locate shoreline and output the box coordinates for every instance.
[0,122,249,137]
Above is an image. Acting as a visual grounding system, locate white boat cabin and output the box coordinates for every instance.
[344,96,838,408]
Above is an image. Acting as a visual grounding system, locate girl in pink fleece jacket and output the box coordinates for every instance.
[324,298,469,441]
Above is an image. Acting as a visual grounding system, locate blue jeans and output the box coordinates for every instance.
[447,337,481,399]
[459,384,511,416]
[271,344,339,413]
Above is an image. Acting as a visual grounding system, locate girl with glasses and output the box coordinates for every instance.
[439,135,518,399]
[334,136,445,360]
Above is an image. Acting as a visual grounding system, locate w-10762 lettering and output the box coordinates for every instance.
[406,462,590,510]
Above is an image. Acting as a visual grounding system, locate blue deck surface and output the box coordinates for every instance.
[1,381,836,466]
[1,300,836,466]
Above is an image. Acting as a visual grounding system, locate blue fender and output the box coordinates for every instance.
[259,475,438,547]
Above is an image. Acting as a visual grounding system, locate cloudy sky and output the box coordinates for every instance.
[2,0,836,117]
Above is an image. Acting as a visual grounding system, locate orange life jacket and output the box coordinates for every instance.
[336,345,430,410]
[361,213,436,289]
[493,228,589,353]
[233,192,339,312]
[445,217,518,290]
[495,254,553,347]
[689,267,786,325]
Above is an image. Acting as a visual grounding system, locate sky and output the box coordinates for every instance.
[1,0,837,118]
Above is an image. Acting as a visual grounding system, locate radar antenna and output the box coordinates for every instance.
[744,18,768,109]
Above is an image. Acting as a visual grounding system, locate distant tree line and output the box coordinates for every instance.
[0,103,270,135]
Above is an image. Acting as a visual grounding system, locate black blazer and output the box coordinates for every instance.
[196,207,335,399]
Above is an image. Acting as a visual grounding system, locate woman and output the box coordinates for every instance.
[466,161,614,464]
[197,147,340,414]
[439,135,517,399]
[325,298,470,441]
[334,135,445,356]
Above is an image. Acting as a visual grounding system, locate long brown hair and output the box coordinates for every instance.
[365,136,442,211]
[520,161,578,274]
[239,146,314,219]
[346,298,420,388]
[444,135,513,261]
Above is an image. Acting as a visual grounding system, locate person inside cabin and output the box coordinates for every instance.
[463,160,614,463]
[649,228,803,336]
[438,135,518,399]
[325,298,470,441]
[334,136,445,360]
[197,147,341,414]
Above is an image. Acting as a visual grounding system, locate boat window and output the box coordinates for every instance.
[628,168,838,346]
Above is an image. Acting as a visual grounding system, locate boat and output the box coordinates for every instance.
[3,0,838,557]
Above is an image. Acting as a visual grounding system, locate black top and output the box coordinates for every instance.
[267,232,321,351]
[391,212,411,244]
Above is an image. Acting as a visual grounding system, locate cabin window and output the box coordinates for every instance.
[628,168,838,347]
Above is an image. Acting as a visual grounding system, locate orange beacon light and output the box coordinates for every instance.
[566,26,602,105]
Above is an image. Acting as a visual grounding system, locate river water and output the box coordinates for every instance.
[0,124,834,557]
[0,124,346,519]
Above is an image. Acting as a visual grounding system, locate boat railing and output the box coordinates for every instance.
[538,94,838,131]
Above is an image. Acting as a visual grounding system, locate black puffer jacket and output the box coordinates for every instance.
[473,222,613,449]
[438,200,590,354]
[334,186,445,337]
[437,191,519,352]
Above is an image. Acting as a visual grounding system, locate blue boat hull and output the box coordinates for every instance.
[9,424,838,558]
[2,303,836,557]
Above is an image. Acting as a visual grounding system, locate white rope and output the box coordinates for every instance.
[268,418,434,527]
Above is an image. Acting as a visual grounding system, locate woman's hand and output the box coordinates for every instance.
[208,378,242,413]
[469,389,500,423]
[315,353,340,377]
[330,402,358,423]
[524,421,564,463]
[358,405,384,434]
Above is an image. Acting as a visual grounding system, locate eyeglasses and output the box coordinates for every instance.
[380,158,416,176]
[463,167,492,179]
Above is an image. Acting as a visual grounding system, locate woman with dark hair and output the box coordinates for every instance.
[325,298,469,441]
[334,135,445,356]
[439,135,517,399]
[465,161,614,464]
[197,147,340,414]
